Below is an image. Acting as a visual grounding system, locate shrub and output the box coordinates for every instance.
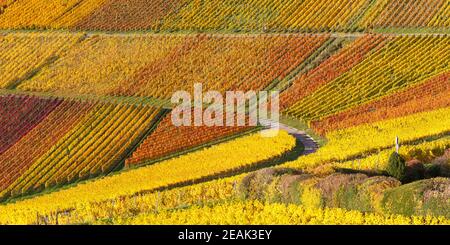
[239,168,301,201]
[436,161,450,177]
[407,148,427,162]
[424,164,440,178]
[404,159,425,183]
[432,150,450,177]
[360,176,401,212]
[386,152,406,182]
[278,174,312,204]
[381,178,450,218]
[315,173,368,207]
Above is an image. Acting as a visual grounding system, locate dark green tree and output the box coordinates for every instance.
[386,152,406,182]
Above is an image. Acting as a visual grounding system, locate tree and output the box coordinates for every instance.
[386,152,406,182]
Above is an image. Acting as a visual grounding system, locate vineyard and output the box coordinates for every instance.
[311,72,450,135]
[0,130,295,224]
[0,32,83,88]
[358,0,448,28]
[0,0,448,31]
[16,33,328,99]
[108,201,450,225]
[0,95,61,154]
[0,0,449,227]
[285,35,450,122]
[125,112,254,167]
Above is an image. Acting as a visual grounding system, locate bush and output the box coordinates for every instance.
[435,161,450,177]
[424,164,440,178]
[381,178,450,218]
[386,152,407,182]
[432,150,450,177]
[315,173,368,208]
[239,168,301,201]
[314,174,400,212]
[406,148,425,162]
[404,159,425,183]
